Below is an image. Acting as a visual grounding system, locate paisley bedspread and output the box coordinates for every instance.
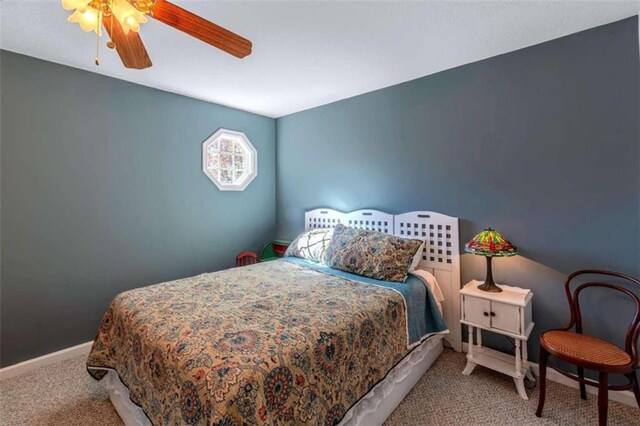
[87,259,446,425]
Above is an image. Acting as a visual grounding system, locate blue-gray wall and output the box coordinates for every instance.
[0,51,276,366]
[2,17,638,368]
[276,17,640,361]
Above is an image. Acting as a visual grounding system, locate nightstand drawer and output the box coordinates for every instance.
[490,301,521,334]
[462,295,491,328]
[462,295,522,335]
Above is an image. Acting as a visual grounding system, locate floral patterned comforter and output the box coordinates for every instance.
[87,260,418,425]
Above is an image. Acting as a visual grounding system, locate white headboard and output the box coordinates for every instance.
[305,208,343,230]
[304,208,462,352]
[344,209,393,234]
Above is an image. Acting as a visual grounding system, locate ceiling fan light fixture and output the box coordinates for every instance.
[67,6,102,36]
[60,0,251,69]
[112,0,148,34]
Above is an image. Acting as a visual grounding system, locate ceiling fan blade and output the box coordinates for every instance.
[150,0,252,59]
[102,16,152,69]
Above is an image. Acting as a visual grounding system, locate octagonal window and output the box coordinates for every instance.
[202,129,257,191]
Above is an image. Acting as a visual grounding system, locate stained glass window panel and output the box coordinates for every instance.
[202,129,257,191]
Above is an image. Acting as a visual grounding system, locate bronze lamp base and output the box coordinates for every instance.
[479,256,502,292]
[478,280,502,292]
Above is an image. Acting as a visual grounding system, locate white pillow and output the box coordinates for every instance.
[410,242,425,270]
[285,228,334,264]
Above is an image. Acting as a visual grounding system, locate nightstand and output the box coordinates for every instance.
[460,280,535,399]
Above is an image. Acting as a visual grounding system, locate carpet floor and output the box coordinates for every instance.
[1,349,638,425]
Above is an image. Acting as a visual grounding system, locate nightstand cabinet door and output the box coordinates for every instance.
[490,301,521,335]
[462,296,491,328]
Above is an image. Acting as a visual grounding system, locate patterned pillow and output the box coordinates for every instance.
[323,224,423,282]
[285,228,334,264]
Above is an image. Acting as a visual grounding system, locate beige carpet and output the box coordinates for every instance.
[1,349,638,425]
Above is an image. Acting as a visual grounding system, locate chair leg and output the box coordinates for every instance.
[536,348,548,418]
[578,366,587,400]
[598,372,608,426]
[628,371,640,408]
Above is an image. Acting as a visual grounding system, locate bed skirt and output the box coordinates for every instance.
[102,334,444,426]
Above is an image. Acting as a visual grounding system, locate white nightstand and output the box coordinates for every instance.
[460,280,535,399]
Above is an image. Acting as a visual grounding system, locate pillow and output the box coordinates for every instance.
[410,241,425,270]
[285,228,334,264]
[323,224,423,282]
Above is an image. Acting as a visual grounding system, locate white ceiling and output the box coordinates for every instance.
[1,1,638,118]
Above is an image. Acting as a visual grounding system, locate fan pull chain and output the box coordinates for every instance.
[95,24,100,65]
[107,1,116,49]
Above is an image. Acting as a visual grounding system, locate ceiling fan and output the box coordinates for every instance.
[61,0,252,69]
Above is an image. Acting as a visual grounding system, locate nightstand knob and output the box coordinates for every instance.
[483,312,489,317]
[490,312,496,317]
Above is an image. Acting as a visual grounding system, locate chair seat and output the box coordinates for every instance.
[541,331,631,367]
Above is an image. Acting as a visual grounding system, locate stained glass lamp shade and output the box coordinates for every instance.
[465,228,518,292]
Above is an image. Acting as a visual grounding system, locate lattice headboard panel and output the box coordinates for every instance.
[343,210,393,234]
[303,208,462,352]
[394,211,461,352]
[394,212,458,271]
[305,208,343,230]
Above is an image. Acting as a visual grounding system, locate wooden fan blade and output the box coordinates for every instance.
[102,17,152,69]
[150,0,252,58]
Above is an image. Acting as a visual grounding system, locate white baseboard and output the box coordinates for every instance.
[0,341,94,381]
[461,342,637,408]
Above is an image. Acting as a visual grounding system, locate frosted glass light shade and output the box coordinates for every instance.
[68,6,102,36]
[112,0,147,34]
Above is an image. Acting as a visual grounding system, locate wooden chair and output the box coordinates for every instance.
[236,251,258,267]
[536,270,640,425]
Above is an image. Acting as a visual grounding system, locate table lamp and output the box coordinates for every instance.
[464,228,518,293]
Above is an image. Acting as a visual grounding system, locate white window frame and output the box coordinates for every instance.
[201,128,258,191]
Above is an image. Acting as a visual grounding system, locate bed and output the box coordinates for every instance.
[87,209,462,425]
